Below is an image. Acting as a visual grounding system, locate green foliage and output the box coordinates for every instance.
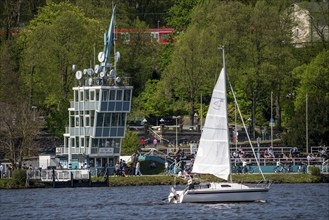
[308,166,321,176]
[166,0,200,30]
[0,178,13,189]
[140,160,164,175]
[12,169,27,186]
[284,50,329,147]
[1,0,328,147]
[121,129,140,155]
[0,40,24,104]
[108,175,187,186]
[117,19,161,96]
[18,1,99,136]
[133,80,173,119]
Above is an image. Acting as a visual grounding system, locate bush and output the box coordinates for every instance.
[141,160,164,175]
[13,169,27,186]
[308,166,321,176]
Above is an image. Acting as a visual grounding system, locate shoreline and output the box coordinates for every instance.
[1,173,328,189]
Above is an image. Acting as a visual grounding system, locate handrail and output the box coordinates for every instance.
[230,157,326,166]
[147,128,170,143]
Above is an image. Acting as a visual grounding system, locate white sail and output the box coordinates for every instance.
[192,67,231,180]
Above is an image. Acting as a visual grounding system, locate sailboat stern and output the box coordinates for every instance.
[168,187,187,203]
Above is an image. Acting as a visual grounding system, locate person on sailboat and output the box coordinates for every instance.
[187,177,194,189]
[242,160,248,173]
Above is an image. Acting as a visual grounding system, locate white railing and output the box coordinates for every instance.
[39,169,90,182]
[56,147,88,155]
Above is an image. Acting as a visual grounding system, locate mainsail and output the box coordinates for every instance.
[192,68,231,180]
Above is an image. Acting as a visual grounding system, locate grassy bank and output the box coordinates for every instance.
[1,173,328,189]
[105,173,328,187]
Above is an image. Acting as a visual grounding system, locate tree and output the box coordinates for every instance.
[121,129,140,155]
[284,50,329,148]
[117,18,162,95]
[166,0,200,31]
[132,79,173,122]
[0,40,24,104]
[18,1,100,136]
[0,102,41,169]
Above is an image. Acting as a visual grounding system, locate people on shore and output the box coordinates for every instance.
[140,139,145,148]
[307,154,313,165]
[150,162,156,169]
[290,147,299,158]
[114,162,120,175]
[268,148,275,158]
[264,150,270,158]
[153,138,158,148]
[165,160,169,175]
[135,161,142,176]
[0,163,3,179]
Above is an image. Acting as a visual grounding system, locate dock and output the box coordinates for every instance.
[26,168,109,188]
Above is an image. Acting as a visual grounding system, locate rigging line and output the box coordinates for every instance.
[228,79,266,181]
[218,45,265,181]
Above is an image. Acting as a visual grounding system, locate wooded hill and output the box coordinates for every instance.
[0,0,328,158]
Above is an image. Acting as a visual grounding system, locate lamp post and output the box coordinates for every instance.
[159,118,164,144]
[247,117,252,138]
[142,118,147,137]
[172,116,181,151]
[32,106,37,121]
[194,113,198,131]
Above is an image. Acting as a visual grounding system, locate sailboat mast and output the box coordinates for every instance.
[221,47,232,183]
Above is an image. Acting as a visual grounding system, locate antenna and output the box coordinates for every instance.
[71,5,118,87]
[88,78,93,86]
[109,69,116,77]
[75,70,82,80]
[87,68,94,75]
[94,64,100,74]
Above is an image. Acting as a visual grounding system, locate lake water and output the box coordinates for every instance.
[0,183,328,220]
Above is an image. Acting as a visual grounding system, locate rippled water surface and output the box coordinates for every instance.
[0,183,328,220]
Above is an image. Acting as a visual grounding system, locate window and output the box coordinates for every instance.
[80,137,85,147]
[104,113,111,126]
[86,137,90,148]
[64,137,68,148]
[85,116,90,127]
[85,89,89,101]
[111,113,118,126]
[74,90,78,102]
[70,138,75,148]
[102,90,108,101]
[109,90,115,100]
[96,113,104,126]
[90,90,95,101]
[118,113,125,126]
[70,116,74,127]
[90,111,95,126]
[116,90,123,100]
[75,116,79,127]
[76,138,79,148]
[92,139,98,148]
[96,89,100,101]
[80,90,84,101]
[124,89,131,101]
[80,116,84,127]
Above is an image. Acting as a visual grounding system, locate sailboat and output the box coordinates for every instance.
[168,48,271,203]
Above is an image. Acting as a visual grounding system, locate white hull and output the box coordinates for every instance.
[169,182,270,203]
